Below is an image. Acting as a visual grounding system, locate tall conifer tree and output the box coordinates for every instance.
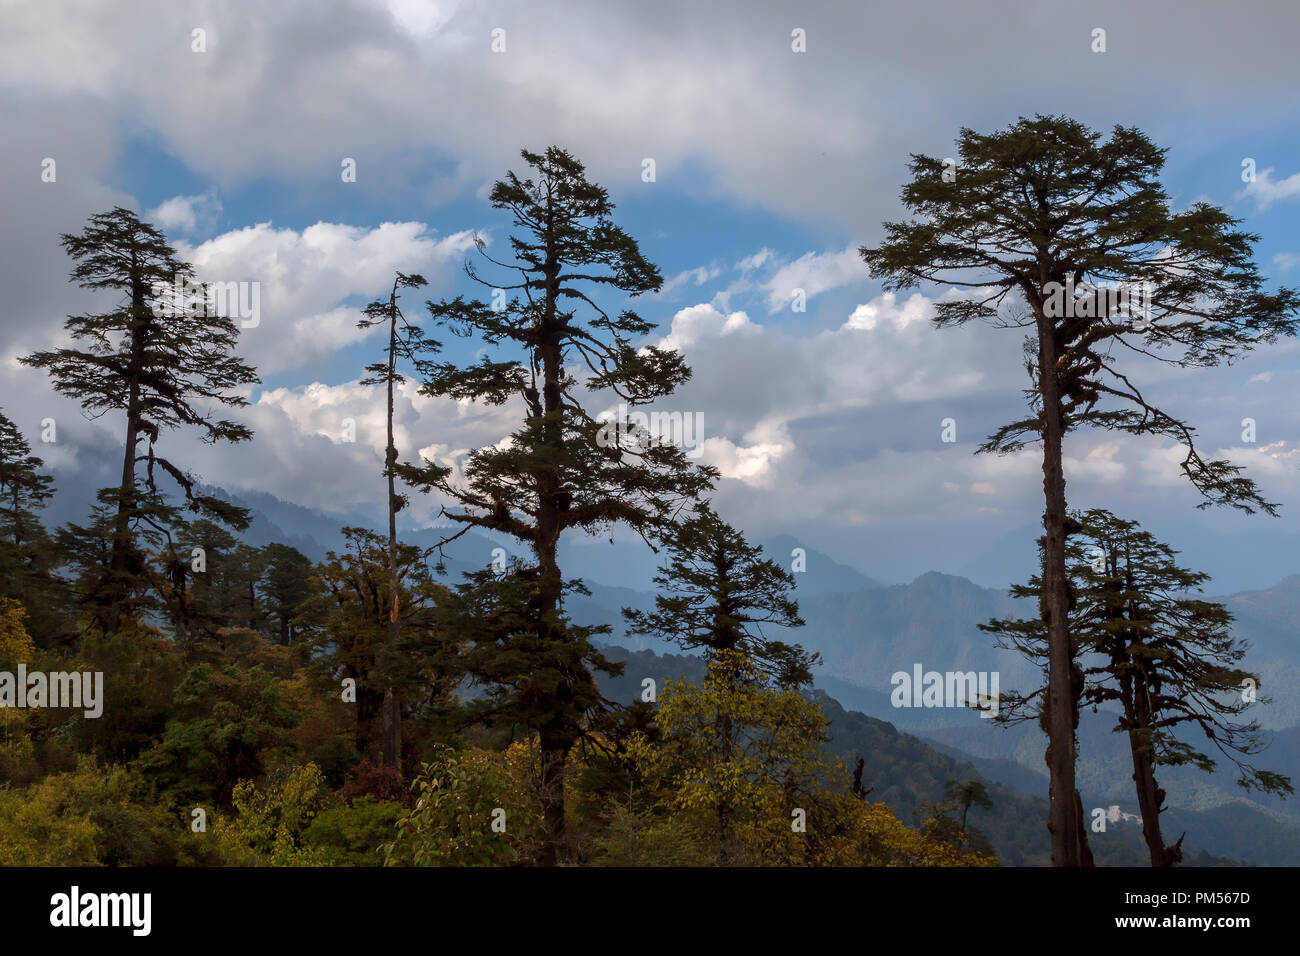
[862,116,1300,864]
[22,208,259,633]
[358,270,432,774]
[406,147,715,863]
[622,501,815,688]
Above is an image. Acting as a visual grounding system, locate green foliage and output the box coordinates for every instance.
[818,796,997,867]
[310,736,363,790]
[623,500,816,687]
[985,509,1293,796]
[213,764,331,866]
[587,795,709,866]
[136,661,298,808]
[303,796,403,866]
[386,743,544,866]
[261,542,315,646]
[431,564,617,742]
[0,597,34,665]
[295,527,451,763]
[58,624,182,764]
[0,756,216,866]
[627,650,834,864]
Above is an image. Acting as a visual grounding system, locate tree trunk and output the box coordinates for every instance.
[717,709,734,865]
[529,223,574,865]
[12,486,22,549]
[1036,316,1081,866]
[104,269,146,634]
[381,295,402,775]
[1073,788,1095,866]
[356,683,383,765]
[537,733,568,866]
[716,800,731,866]
[1128,670,1180,866]
[1128,722,1166,865]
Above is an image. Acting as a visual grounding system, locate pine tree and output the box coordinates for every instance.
[155,516,237,651]
[984,509,1293,866]
[21,208,259,633]
[404,147,716,863]
[622,501,816,688]
[296,528,444,768]
[943,779,993,851]
[222,542,270,635]
[861,116,1300,864]
[261,543,315,647]
[0,410,54,556]
[357,271,432,775]
[621,504,817,861]
[0,410,65,644]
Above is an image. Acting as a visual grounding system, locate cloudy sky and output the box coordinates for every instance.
[2,0,1299,591]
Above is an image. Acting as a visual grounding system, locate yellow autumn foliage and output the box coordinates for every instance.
[626,651,998,867]
[0,597,34,663]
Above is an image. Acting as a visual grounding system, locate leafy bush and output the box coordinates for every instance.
[0,756,217,866]
[213,763,330,866]
[303,796,402,866]
[386,743,543,866]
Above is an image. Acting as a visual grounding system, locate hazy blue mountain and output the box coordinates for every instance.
[951,518,1300,598]
[760,533,881,594]
[917,708,1300,834]
[195,485,366,559]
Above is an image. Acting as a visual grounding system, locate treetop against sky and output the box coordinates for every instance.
[3,0,1299,590]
